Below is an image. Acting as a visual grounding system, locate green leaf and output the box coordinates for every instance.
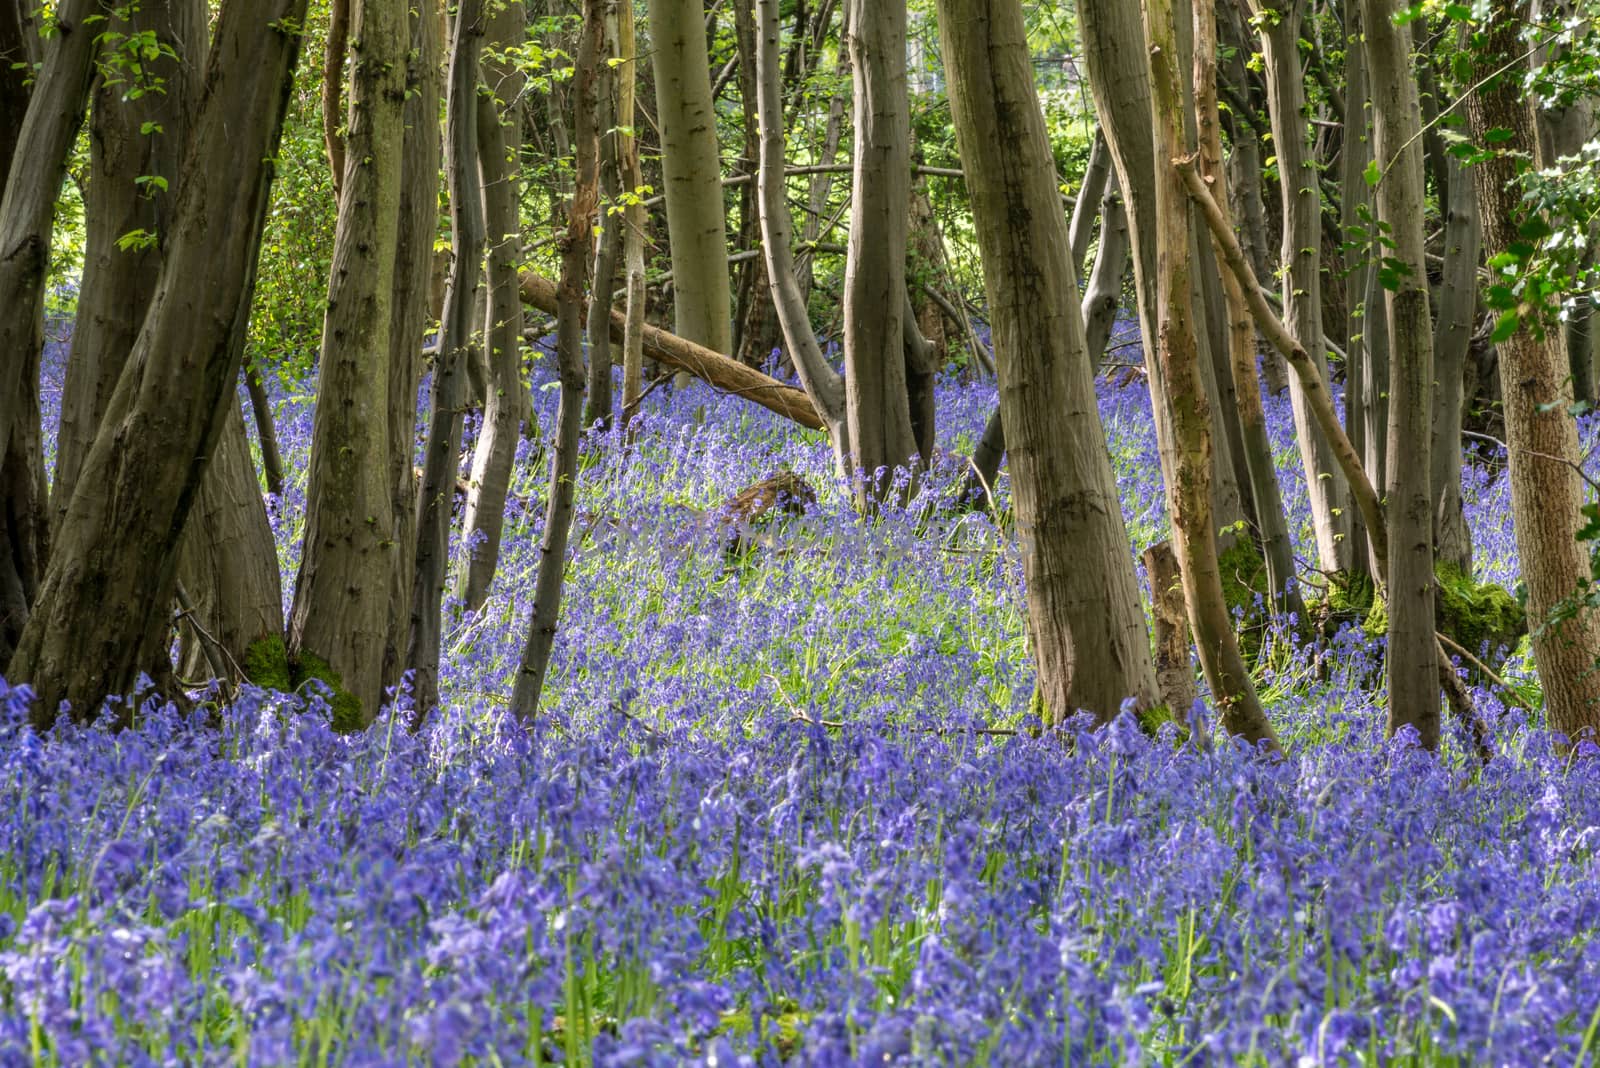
[1363,159,1381,187]
[1490,309,1520,343]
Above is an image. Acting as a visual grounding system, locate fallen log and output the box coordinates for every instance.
[518,271,823,430]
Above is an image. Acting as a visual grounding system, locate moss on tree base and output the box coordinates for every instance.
[1316,564,1525,667]
[288,652,365,732]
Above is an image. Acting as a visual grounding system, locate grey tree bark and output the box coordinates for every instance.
[647,0,732,354]
[1432,153,1478,575]
[290,0,411,727]
[1363,0,1439,749]
[619,0,648,420]
[1464,0,1600,744]
[934,0,1159,724]
[842,0,919,505]
[584,2,621,425]
[9,0,310,724]
[509,0,603,722]
[1248,0,1355,575]
[408,0,485,716]
[0,0,99,662]
[1146,0,1278,749]
[459,0,530,610]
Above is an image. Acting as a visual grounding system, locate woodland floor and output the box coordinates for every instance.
[0,323,1595,1065]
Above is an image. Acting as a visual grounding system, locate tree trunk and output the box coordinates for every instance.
[382,0,444,698]
[1340,2,1379,580]
[290,0,411,727]
[55,0,203,529]
[1249,0,1354,576]
[1464,0,1600,744]
[797,4,851,306]
[0,0,99,661]
[407,0,485,716]
[9,0,310,725]
[1083,175,1132,370]
[584,2,621,425]
[244,365,286,498]
[176,403,284,681]
[1363,0,1439,749]
[842,0,918,506]
[1431,153,1478,575]
[647,0,732,354]
[617,0,647,420]
[323,0,351,200]
[508,0,603,723]
[1145,0,1278,749]
[934,0,1159,725]
[1143,540,1200,729]
[459,0,529,610]
[1068,131,1113,281]
[1193,0,1303,621]
[755,0,849,468]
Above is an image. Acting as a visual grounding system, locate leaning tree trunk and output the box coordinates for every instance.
[1249,0,1354,576]
[54,0,202,528]
[408,0,485,716]
[507,0,603,723]
[9,0,309,725]
[1464,0,1600,744]
[647,0,732,356]
[1192,0,1303,622]
[842,0,919,507]
[1363,0,1439,749]
[458,0,529,610]
[1432,152,1478,575]
[290,0,411,728]
[0,0,99,662]
[934,0,1160,725]
[1145,0,1278,749]
[381,0,443,697]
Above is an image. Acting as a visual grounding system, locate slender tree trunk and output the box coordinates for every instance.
[934,0,1159,725]
[1464,0,1600,743]
[323,0,351,200]
[1341,2,1378,581]
[619,0,648,419]
[755,0,849,469]
[648,0,732,355]
[1249,0,1354,576]
[290,0,410,727]
[842,0,918,506]
[797,5,851,305]
[9,0,309,724]
[1068,131,1113,281]
[1145,0,1278,749]
[1082,175,1131,369]
[585,3,621,425]
[1363,0,1439,748]
[1432,153,1478,574]
[1193,0,1303,621]
[382,0,444,697]
[459,0,529,610]
[508,0,602,722]
[408,0,485,716]
[244,365,286,497]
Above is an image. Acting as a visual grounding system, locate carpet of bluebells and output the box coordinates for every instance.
[4,320,1600,1066]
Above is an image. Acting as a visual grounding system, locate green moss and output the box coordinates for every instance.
[1135,702,1191,745]
[1434,562,1526,660]
[242,635,292,691]
[290,652,365,732]
[1313,564,1525,667]
[1217,537,1270,619]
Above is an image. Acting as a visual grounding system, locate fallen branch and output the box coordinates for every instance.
[519,270,824,430]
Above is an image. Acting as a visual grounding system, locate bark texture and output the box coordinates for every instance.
[9,0,309,724]
[934,0,1159,724]
[1464,0,1600,743]
[842,0,918,504]
[290,0,411,727]
[647,0,732,353]
[1364,0,1439,748]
